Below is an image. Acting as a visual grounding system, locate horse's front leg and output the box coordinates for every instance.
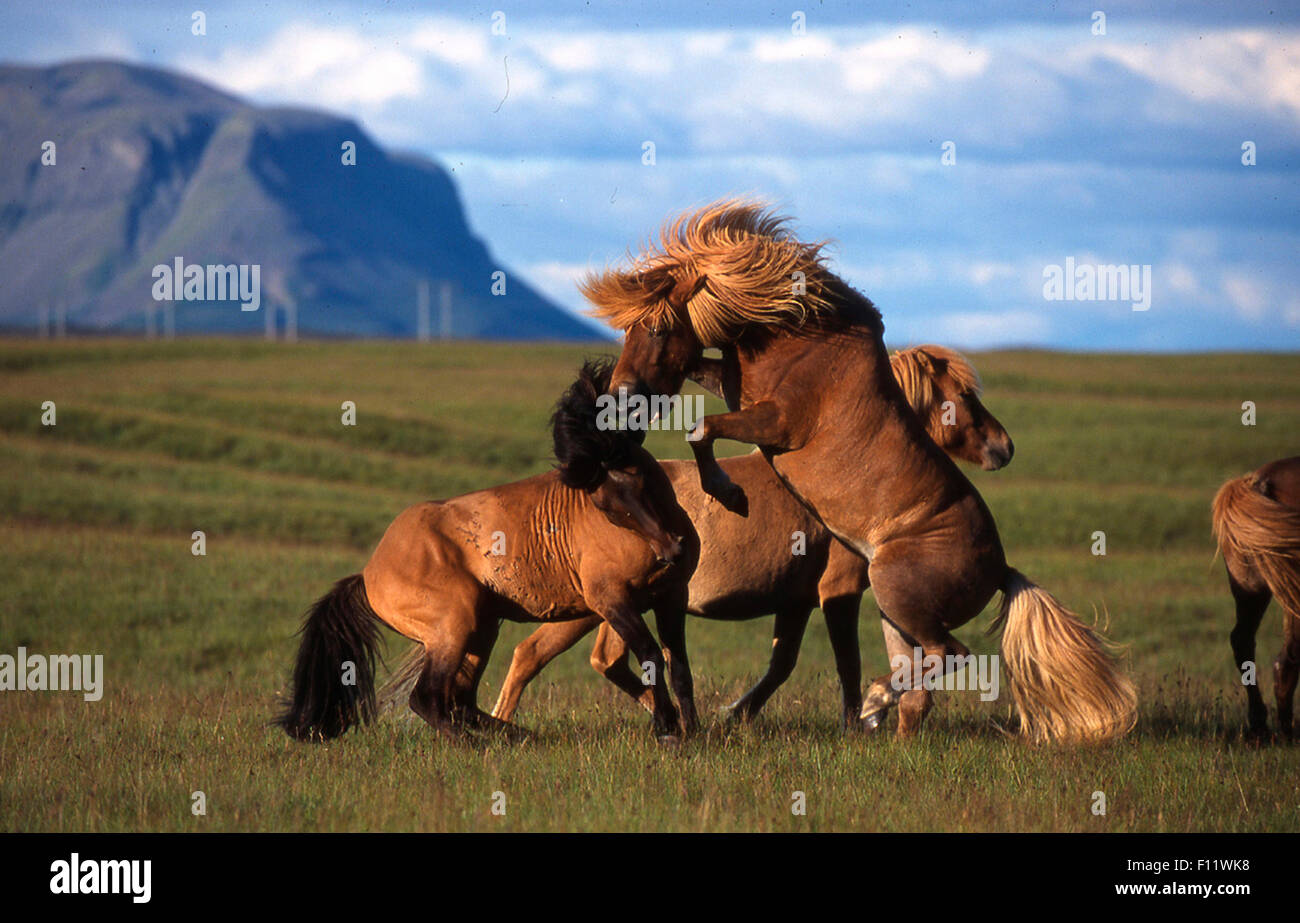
[727,605,811,722]
[1228,573,1271,739]
[654,597,698,733]
[597,599,682,740]
[686,401,792,515]
[1274,612,1299,741]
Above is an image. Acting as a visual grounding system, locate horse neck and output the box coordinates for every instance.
[527,477,586,571]
[737,320,896,420]
[732,310,976,541]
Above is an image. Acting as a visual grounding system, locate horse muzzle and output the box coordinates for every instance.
[652,533,685,566]
[981,436,1014,471]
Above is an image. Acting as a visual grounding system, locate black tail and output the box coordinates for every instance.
[276,574,383,740]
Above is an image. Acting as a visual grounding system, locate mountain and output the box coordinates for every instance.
[0,59,600,339]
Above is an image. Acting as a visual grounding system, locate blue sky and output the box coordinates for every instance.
[4,0,1299,349]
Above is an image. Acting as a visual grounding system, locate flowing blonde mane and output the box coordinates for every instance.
[581,199,836,346]
[890,345,982,434]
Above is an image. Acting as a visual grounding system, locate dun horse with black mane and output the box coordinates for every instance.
[492,345,1014,734]
[585,199,1137,743]
[276,360,698,741]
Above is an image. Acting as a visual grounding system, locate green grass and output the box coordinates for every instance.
[1,338,1297,832]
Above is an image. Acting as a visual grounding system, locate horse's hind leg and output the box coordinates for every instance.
[726,605,812,723]
[452,616,511,732]
[1227,570,1271,738]
[862,613,968,738]
[589,622,654,713]
[1273,610,1299,741]
[822,595,863,729]
[407,610,478,738]
[492,616,600,722]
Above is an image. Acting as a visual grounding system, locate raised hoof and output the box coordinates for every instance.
[701,472,748,516]
[715,484,749,516]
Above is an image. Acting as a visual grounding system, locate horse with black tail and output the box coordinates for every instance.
[491,344,1014,734]
[276,359,698,742]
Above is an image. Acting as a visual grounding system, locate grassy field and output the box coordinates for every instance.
[1,338,1297,832]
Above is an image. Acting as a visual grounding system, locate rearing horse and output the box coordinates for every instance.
[491,346,1014,735]
[585,199,1137,743]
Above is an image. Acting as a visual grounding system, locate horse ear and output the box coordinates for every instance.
[668,271,707,308]
[634,265,676,299]
[921,349,947,374]
[634,266,705,309]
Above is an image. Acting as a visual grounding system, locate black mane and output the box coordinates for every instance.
[552,358,645,490]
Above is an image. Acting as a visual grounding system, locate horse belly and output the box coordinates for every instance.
[686,528,826,618]
[482,557,589,623]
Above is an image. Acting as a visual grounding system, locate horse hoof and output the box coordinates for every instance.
[657,734,683,748]
[721,701,752,723]
[719,487,749,516]
[1243,726,1273,747]
[861,710,885,734]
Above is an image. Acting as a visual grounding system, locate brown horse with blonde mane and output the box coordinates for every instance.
[276,360,698,742]
[1212,456,1300,740]
[585,199,1137,743]
[491,345,1014,734]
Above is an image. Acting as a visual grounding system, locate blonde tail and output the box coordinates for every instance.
[1212,474,1300,617]
[992,568,1138,743]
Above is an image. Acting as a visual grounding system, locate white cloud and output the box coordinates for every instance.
[1221,270,1269,322]
[1284,297,1300,328]
[1091,29,1300,118]
[1162,261,1203,299]
[177,23,425,107]
[520,260,590,309]
[840,30,990,94]
[152,14,1300,349]
[169,17,1300,162]
[965,260,1020,287]
[409,20,491,67]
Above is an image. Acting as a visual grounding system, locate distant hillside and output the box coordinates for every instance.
[0,59,599,338]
